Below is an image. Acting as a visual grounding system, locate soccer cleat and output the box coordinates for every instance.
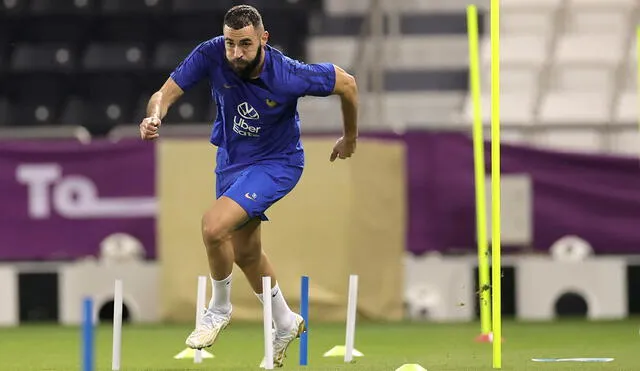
[260,313,306,368]
[185,307,231,350]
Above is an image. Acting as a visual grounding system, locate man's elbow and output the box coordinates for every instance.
[337,72,358,98]
[331,64,357,96]
[345,73,358,95]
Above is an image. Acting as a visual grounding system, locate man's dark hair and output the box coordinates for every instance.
[224,5,263,30]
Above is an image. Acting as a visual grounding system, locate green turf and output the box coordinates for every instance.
[2,319,639,370]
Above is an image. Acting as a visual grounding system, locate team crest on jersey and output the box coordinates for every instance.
[237,102,260,120]
[233,102,262,137]
[265,98,278,108]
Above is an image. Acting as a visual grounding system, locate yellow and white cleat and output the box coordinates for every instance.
[260,313,306,368]
[185,308,231,350]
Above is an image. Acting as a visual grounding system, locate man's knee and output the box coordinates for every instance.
[201,213,232,247]
[201,196,250,247]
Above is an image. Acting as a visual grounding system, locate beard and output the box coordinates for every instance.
[226,44,263,80]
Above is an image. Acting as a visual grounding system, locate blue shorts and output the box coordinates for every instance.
[216,162,303,222]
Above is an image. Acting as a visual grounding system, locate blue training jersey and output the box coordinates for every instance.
[169,36,337,175]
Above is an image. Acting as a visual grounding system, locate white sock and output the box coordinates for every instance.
[208,274,232,314]
[258,282,294,332]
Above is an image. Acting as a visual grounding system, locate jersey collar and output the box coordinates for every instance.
[257,44,272,80]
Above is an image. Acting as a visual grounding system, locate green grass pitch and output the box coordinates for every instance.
[2,319,639,370]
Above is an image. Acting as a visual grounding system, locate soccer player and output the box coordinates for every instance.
[139,4,358,367]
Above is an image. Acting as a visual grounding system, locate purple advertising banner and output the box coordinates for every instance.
[0,139,156,260]
[3,131,639,261]
[404,131,640,256]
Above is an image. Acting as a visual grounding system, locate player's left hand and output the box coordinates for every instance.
[330,136,357,162]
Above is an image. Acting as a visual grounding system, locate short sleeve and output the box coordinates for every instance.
[286,61,336,98]
[169,40,217,92]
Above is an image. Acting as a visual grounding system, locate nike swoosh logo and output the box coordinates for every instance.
[244,193,256,201]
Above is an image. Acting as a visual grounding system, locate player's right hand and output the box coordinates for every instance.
[139,116,161,140]
[330,135,357,162]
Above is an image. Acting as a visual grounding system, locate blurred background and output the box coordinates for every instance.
[1,0,640,330]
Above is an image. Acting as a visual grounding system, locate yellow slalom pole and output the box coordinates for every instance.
[466,4,491,338]
[490,0,502,368]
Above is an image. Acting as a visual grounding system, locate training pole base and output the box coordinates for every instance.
[474,333,504,343]
[173,348,215,360]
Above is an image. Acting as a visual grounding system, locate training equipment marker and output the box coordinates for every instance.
[262,276,274,369]
[466,3,492,343]
[82,297,94,371]
[112,279,123,370]
[299,275,309,366]
[489,0,503,368]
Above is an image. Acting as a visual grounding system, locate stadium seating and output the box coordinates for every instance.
[301,0,638,154]
[1,0,639,154]
[301,0,484,132]
[463,0,640,154]
[0,0,318,133]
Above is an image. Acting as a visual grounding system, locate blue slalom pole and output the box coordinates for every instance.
[82,297,94,371]
[299,276,309,366]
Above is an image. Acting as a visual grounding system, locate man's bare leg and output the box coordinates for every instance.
[231,218,305,367]
[231,218,276,292]
[185,196,248,350]
[201,196,248,280]
[232,219,294,329]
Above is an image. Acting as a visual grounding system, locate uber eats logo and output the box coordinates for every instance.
[233,102,261,137]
